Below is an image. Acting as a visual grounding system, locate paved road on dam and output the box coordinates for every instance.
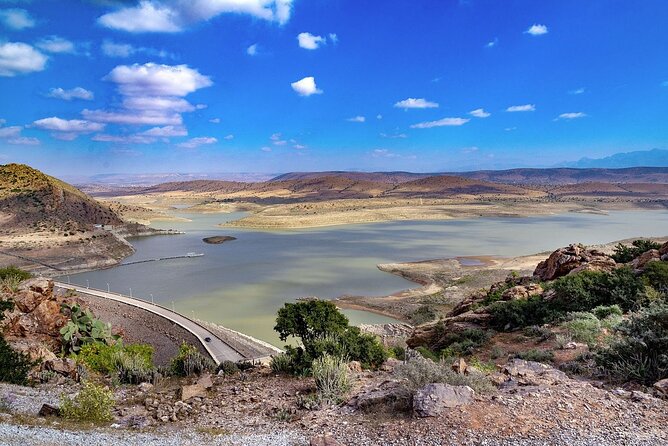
[54,282,246,364]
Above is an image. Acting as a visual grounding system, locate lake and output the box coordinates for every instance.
[67,209,668,346]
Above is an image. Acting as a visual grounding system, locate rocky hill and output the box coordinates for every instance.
[0,164,123,234]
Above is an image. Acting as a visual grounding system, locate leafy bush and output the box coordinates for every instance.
[312,354,350,404]
[596,303,668,384]
[270,353,292,374]
[561,312,601,346]
[612,240,662,263]
[170,342,216,377]
[60,381,115,423]
[523,325,553,342]
[394,354,494,394]
[0,266,31,282]
[389,345,406,360]
[514,349,554,363]
[439,328,492,357]
[409,305,438,325]
[217,360,240,376]
[113,347,156,384]
[75,342,154,376]
[592,305,623,319]
[274,301,387,375]
[488,297,556,330]
[642,261,668,294]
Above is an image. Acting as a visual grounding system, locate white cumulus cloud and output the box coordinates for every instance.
[178,136,217,149]
[98,0,293,33]
[557,112,587,120]
[297,32,325,50]
[506,104,536,112]
[410,117,469,129]
[291,76,322,96]
[0,8,35,30]
[394,98,439,109]
[140,125,188,137]
[32,117,104,133]
[469,108,490,118]
[525,24,548,36]
[246,43,258,56]
[36,36,76,54]
[92,134,156,144]
[101,40,175,59]
[0,42,47,77]
[47,87,94,101]
[569,87,586,95]
[347,116,365,123]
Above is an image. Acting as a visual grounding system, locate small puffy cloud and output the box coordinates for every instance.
[569,87,586,95]
[261,146,272,152]
[0,8,34,30]
[0,125,21,138]
[291,76,322,96]
[485,38,498,48]
[347,116,365,123]
[92,134,156,144]
[246,43,258,56]
[380,132,407,139]
[297,32,325,50]
[270,132,287,145]
[469,108,490,118]
[556,112,587,120]
[47,87,94,101]
[661,81,668,87]
[525,24,548,36]
[0,122,39,145]
[376,114,382,120]
[0,42,47,77]
[140,125,187,137]
[209,118,221,123]
[329,33,338,44]
[101,39,175,59]
[293,144,306,149]
[410,117,469,129]
[83,109,182,126]
[98,0,294,33]
[224,134,234,140]
[32,117,104,133]
[7,136,39,145]
[506,104,535,112]
[394,98,439,109]
[177,136,217,149]
[105,63,212,97]
[36,36,75,54]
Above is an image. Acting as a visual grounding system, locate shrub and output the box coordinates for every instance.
[561,312,601,346]
[0,266,31,282]
[60,304,120,354]
[523,325,553,342]
[270,353,292,374]
[592,305,623,319]
[217,360,239,376]
[488,297,556,330]
[514,349,554,363]
[596,303,668,384]
[390,345,406,361]
[312,354,350,405]
[409,305,438,325]
[0,300,33,385]
[612,240,662,263]
[170,343,216,377]
[274,301,387,375]
[642,261,668,294]
[113,348,156,384]
[439,328,492,357]
[75,342,154,376]
[394,354,494,394]
[60,381,115,423]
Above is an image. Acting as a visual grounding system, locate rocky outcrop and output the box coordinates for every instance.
[534,244,616,281]
[500,359,569,386]
[660,241,668,257]
[413,383,474,417]
[654,378,668,396]
[347,380,411,413]
[501,284,543,301]
[1,277,69,356]
[180,374,214,401]
[42,358,78,380]
[632,249,661,271]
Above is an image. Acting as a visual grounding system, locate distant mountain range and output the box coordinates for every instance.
[559,149,668,168]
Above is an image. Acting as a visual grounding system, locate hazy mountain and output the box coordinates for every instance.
[560,149,668,168]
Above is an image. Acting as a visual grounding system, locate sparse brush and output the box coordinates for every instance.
[311,354,351,405]
[523,325,553,342]
[394,354,494,394]
[561,312,601,347]
[170,342,216,377]
[555,334,573,349]
[270,353,292,374]
[60,381,115,423]
[514,349,554,363]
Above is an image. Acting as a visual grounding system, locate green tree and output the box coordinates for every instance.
[274,300,349,344]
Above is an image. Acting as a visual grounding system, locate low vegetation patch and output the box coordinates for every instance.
[312,354,351,405]
[0,299,33,385]
[170,342,216,377]
[612,239,662,263]
[60,381,115,423]
[514,348,554,363]
[394,353,494,394]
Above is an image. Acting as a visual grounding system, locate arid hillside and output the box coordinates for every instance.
[0,164,122,234]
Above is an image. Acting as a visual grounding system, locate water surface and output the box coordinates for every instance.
[68,210,668,346]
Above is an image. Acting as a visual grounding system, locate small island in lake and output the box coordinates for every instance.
[203,235,237,244]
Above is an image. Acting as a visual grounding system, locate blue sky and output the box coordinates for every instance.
[0,0,667,176]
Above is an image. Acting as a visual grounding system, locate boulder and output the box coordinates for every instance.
[501,359,568,386]
[43,358,78,379]
[38,404,60,417]
[659,241,668,256]
[654,378,668,395]
[310,434,345,446]
[348,361,362,373]
[348,380,410,413]
[501,284,544,301]
[632,249,661,271]
[413,383,474,417]
[8,339,57,363]
[180,377,211,401]
[379,358,402,372]
[196,373,214,390]
[451,357,468,375]
[534,244,616,281]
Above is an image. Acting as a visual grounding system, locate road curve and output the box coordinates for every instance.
[54,282,244,364]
